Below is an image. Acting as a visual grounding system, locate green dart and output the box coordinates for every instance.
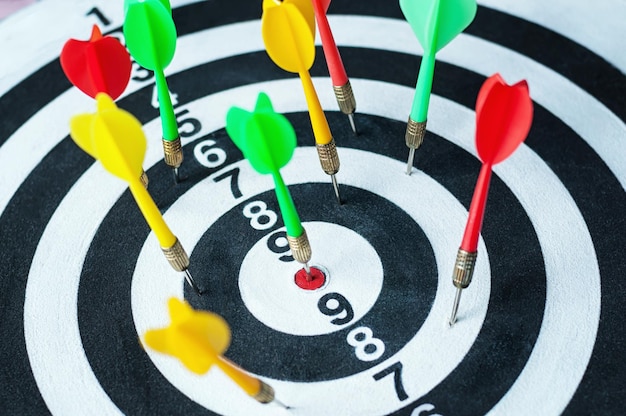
[400,0,476,174]
[226,92,313,279]
[123,0,183,182]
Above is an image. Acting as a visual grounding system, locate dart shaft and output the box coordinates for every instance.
[461,163,492,253]
[299,71,333,145]
[310,0,357,118]
[154,70,179,141]
[216,356,263,397]
[311,0,348,86]
[128,181,176,248]
[272,173,304,237]
[410,52,436,122]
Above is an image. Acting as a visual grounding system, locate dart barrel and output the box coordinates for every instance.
[405,117,427,149]
[139,170,149,188]
[316,139,340,175]
[253,380,276,404]
[162,137,184,169]
[452,248,478,289]
[333,81,356,115]
[287,230,312,265]
[161,238,190,272]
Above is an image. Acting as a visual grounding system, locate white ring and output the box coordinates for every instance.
[132,146,490,416]
[239,221,384,336]
[13,6,608,414]
[3,15,625,223]
[20,76,598,415]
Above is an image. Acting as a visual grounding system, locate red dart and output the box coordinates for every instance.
[311,0,347,86]
[449,73,533,326]
[62,25,148,188]
[311,0,358,133]
[60,25,132,100]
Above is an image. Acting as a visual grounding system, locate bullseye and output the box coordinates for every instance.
[294,266,326,290]
[239,221,383,336]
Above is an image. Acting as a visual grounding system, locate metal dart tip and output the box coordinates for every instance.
[330,174,342,204]
[449,287,462,326]
[347,112,357,135]
[273,397,290,410]
[303,263,312,282]
[406,148,416,175]
[172,167,180,184]
[183,269,203,295]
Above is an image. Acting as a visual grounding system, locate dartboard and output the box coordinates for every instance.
[1,0,625,414]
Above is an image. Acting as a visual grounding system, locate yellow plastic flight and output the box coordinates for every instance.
[262,0,315,36]
[262,0,332,145]
[69,93,176,248]
[262,0,315,72]
[143,297,263,396]
[69,114,98,158]
[92,94,145,183]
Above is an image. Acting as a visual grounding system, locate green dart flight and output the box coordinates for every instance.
[226,92,313,275]
[401,0,477,174]
[123,0,184,180]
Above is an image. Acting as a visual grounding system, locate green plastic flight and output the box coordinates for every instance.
[123,0,178,140]
[124,0,171,14]
[400,0,476,121]
[226,93,304,238]
[123,0,175,73]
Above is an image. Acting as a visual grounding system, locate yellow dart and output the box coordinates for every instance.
[71,98,149,188]
[144,298,289,408]
[69,93,201,294]
[262,0,342,204]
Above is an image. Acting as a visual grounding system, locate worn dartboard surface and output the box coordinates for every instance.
[1,0,625,415]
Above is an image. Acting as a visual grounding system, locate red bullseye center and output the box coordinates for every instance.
[294,266,326,290]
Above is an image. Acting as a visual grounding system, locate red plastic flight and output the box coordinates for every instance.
[60,25,132,100]
[461,73,533,253]
[449,73,533,326]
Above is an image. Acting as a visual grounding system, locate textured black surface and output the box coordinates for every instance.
[0,0,624,415]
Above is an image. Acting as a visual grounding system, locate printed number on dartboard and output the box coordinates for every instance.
[85,7,155,82]
[318,292,410,401]
[194,137,243,199]
[234,192,415,402]
[189,114,438,408]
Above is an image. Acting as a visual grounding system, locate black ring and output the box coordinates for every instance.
[77,110,545,415]
[188,182,437,381]
[0,1,622,414]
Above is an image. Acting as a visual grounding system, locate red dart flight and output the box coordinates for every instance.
[60,25,132,100]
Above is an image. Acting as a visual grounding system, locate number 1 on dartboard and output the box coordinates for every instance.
[86,7,111,26]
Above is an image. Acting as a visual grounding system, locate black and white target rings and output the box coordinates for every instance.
[1,0,625,415]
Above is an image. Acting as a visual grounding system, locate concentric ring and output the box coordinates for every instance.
[0,0,621,415]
